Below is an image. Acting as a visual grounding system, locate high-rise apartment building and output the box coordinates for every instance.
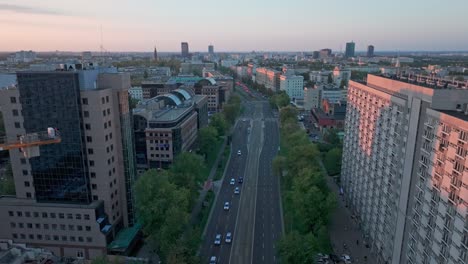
[181,42,189,58]
[342,74,468,264]
[279,74,304,100]
[0,63,139,259]
[208,45,214,55]
[345,41,355,58]
[367,45,375,57]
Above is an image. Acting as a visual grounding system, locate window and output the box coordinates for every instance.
[16,211,22,217]
[106,96,109,103]
[92,184,97,190]
[12,109,19,116]
[86,136,92,143]
[78,237,84,242]
[89,160,95,167]
[35,223,40,229]
[43,224,49,229]
[53,235,59,241]
[85,123,91,130]
[59,213,64,219]
[107,109,110,115]
[60,224,66,230]
[86,237,92,242]
[101,97,105,104]
[76,214,81,220]
[26,192,31,198]
[93,195,98,201]
[103,110,106,116]
[69,225,75,231]
[50,213,56,218]
[18,223,24,228]
[77,225,83,231]
[67,213,73,219]
[8,211,13,216]
[10,222,16,228]
[45,235,50,240]
[29,234,34,239]
[109,133,113,139]
[90,172,96,178]
[84,214,90,220]
[105,135,108,141]
[14,122,20,128]
[20,158,26,164]
[82,98,88,105]
[52,224,57,230]
[13,233,18,239]
[85,226,91,231]
[37,234,42,240]
[70,236,76,242]
[42,212,48,218]
[84,111,89,118]
[22,170,28,176]
[10,97,17,103]
[104,123,107,129]
[24,181,30,187]
[62,236,67,241]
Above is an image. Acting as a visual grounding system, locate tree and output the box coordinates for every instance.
[324,147,342,176]
[223,103,240,125]
[198,126,218,158]
[143,70,149,79]
[278,231,319,264]
[129,98,140,109]
[170,152,206,199]
[210,113,227,136]
[135,170,190,259]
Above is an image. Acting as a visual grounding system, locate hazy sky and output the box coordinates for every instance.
[1,0,468,52]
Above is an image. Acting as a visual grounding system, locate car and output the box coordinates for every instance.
[209,256,217,264]
[234,187,240,194]
[214,234,221,245]
[225,232,232,243]
[238,177,243,183]
[342,254,352,263]
[237,150,241,155]
[230,178,235,185]
[224,202,230,210]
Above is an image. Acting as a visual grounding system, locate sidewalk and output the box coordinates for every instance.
[316,158,376,264]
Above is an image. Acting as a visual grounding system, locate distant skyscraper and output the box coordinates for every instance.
[181,42,189,58]
[153,46,158,61]
[367,45,374,57]
[319,49,332,59]
[208,44,214,55]
[345,42,355,58]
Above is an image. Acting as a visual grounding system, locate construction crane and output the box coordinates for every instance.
[0,128,61,157]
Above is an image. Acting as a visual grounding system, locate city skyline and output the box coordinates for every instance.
[1,0,468,52]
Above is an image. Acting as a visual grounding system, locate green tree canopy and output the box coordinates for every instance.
[324,147,343,176]
[210,113,227,136]
[198,126,218,158]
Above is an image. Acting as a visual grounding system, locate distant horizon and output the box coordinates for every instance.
[2,0,468,51]
[2,50,468,54]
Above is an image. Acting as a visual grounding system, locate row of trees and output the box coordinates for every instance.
[135,152,206,263]
[269,91,290,109]
[274,106,336,263]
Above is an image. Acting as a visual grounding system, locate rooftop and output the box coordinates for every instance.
[440,110,468,122]
[378,73,468,90]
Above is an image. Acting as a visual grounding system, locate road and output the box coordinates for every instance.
[200,97,283,264]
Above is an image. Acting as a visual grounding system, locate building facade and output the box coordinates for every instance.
[341,74,468,264]
[367,45,375,57]
[181,42,189,58]
[345,42,355,58]
[255,67,281,92]
[0,64,139,259]
[279,75,304,100]
[129,86,143,100]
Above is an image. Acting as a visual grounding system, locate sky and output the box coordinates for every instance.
[1,0,468,52]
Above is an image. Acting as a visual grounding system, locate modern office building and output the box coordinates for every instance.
[0,63,139,259]
[341,74,468,264]
[345,42,355,58]
[181,42,189,58]
[279,74,304,100]
[133,89,207,169]
[194,78,231,113]
[208,45,214,55]
[367,45,375,57]
[141,82,180,99]
[129,86,143,100]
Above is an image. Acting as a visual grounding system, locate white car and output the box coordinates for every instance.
[342,254,352,263]
[237,150,241,155]
[225,232,232,243]
[209,256,217,264]
[234,187,240,194]
[214,234,221,245]
[224,202,230,210]
[230,178,235,185]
